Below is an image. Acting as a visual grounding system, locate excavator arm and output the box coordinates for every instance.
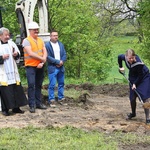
[15,0,49,42]
[15,0,49,64]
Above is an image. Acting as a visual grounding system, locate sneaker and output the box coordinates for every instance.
[58,98,65,102]
[58,98,67,106]
[49,100,57,108]
[146,119,150,125]
[126,113,136,120]
[29,107,35,113]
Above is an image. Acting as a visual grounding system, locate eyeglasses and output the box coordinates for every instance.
[51,35,58,37]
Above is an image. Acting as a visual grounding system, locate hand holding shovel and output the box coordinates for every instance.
[119,69,150,109]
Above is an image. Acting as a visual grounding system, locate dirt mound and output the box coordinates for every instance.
[90,83,129,97]
[65,83,129,97]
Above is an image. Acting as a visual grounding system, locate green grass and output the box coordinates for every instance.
[42,87,85,100]
[0,126,116,150]
[0,126,150,150]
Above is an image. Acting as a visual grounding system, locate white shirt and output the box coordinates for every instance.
[50,41,60,60]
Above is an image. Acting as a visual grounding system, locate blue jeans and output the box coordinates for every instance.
[48,68,64,102]
[26,66,44,107]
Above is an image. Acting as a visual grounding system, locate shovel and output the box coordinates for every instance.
[119,70,150,109]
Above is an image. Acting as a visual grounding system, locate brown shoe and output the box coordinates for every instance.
[58,98,67,106]
[49,100,57,108]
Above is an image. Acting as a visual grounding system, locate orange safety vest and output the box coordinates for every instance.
[24,36,44,67]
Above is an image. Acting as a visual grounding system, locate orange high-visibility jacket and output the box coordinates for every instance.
[24,36,44,66]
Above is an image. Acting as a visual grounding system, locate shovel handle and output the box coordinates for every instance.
[133,89,143,104]
[119,70,144,104]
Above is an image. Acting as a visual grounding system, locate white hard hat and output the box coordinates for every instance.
[28,22,39,29]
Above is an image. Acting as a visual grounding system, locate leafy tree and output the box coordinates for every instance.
[47,0,113,82]
[137,0,150,64]
[1,0,113,82]
[0,0,19,38]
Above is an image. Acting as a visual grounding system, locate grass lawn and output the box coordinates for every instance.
[0,126,150,150]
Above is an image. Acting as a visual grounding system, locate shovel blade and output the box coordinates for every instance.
[143,102,150,109]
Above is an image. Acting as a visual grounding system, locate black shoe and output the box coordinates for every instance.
[146,119,150,125]
[29,107,35,113]
[36,104,47,109]
[2,111,9,116]
[12,108,24,114]
[127,113,136,120]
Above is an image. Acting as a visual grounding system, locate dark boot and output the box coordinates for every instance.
[127,113,136,119]
[144,99,150,124]
[146,119,150,125]
[127,100,136,119]
[12,107,24,114]
[2,109,9,116]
